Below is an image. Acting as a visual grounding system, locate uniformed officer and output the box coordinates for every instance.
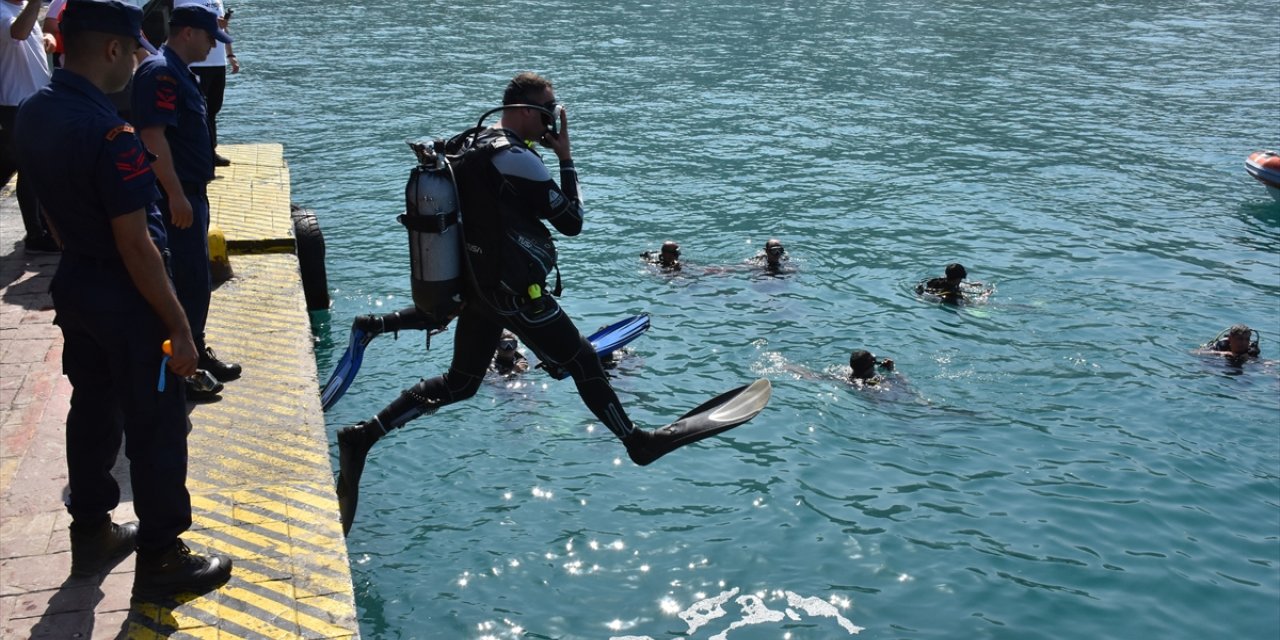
[131,3,240,399]
[15,0,232,599]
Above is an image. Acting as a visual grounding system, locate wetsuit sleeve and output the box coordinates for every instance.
[130,61,180,130]
[552,159,584,236]
[491,147,584,236]
[96,123,163,219]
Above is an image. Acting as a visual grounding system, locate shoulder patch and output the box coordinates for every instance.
[105,124,136,141]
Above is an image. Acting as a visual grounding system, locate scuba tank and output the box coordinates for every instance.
[400,139,464,327]
[396,103,560,327]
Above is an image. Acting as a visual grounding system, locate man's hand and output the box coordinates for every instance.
[541,105,571,161]
[167,333,199,376]
[169,196,194,229]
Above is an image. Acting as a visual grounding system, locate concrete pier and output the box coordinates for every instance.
[0,144,358,639]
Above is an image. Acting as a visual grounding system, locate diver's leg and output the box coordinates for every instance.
[491,291,641,444]
[336,308,501,534]
[353,306,440,337]
[495,292,749,467]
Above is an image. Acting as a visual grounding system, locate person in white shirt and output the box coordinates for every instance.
[2,0,55,252]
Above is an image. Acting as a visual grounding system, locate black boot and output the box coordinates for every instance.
[336,420,384,536]
[69,519,138,577]
[132,539,232,600]
[199,346,242,382]
[184,370,223,402]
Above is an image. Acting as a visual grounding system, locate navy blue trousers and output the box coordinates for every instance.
[160,183,212,350]
[53,255,192,551]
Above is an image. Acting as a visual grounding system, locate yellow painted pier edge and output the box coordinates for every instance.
[171,143,358,639]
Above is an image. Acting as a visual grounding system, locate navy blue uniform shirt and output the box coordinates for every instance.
[15,69,166,259]
[132,45,212,185]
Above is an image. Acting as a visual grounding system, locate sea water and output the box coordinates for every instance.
[220,1,1280,637]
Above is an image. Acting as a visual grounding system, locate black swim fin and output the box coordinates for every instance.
[336,422,380,535]
[627,379,772,466]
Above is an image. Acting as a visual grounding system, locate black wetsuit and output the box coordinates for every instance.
[1209,338,1260,358]
[371,128,636,440]
[917,277,963,302]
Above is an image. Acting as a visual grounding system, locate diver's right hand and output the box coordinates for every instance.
[543,105,571,161]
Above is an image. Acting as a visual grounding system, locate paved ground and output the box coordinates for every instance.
[0,145,358,639]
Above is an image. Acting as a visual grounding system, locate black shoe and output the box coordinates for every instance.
[69,520,138,577]
[132,539,232,600]
[184,370,223,402]
[23,234,60,254]
[213,154,232,167]
[199,346,242,382]
[336,421,383,535]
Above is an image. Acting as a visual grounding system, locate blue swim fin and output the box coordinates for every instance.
[542,313,651,380]
[320,326,373,411]
[626,378,773,466]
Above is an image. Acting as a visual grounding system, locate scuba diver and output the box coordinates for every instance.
[916,263,970,303]
[491,330,530,376]
[848,349,895,388]
[752,238,789,274]
[334,72,770,534]
[642,240,682,271]
[1197,324,1261,360]
[916,262,994,305]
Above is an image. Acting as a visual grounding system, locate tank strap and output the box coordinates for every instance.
[397,210,458,232]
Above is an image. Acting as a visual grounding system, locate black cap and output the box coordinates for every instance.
[61,0,158,54]
[170,5,233,43]
[945,263,967,280]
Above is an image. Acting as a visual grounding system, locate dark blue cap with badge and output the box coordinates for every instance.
[60,0,159,54]
[170,5,233,44]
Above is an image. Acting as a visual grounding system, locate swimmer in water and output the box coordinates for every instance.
[753,238,790,274]
[917,263,969,303]
[642,241,681,271]
[848,349,895,387]
[1197,324,1261,361]
[491,331,530,375]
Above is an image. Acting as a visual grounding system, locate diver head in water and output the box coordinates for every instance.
[849,350,877,379]
[494,330,524,371]
[1215,324,1261,358]
[763,238,786,268]
[1226,324,1253,356]
[646,240,681,269]
[492,330,529,374]
[849,349,894,382]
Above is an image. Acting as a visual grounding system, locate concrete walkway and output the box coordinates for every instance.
[0,145,358,639]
